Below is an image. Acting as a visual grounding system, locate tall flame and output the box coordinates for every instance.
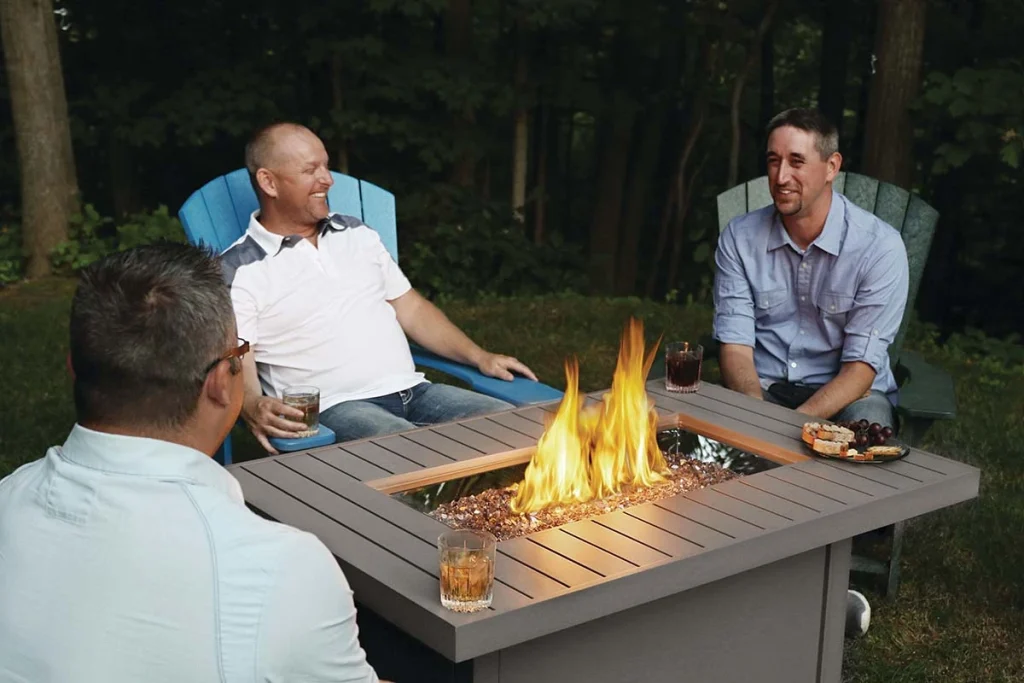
[511,318,668,514]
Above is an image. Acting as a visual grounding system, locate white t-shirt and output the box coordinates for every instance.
[221,212,424,411]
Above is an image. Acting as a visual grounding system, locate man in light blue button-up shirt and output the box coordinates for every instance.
[713,109,909,429]
[0,245,380,683]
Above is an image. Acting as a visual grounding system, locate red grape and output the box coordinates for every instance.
[868,423,882,435]
[881,426,894,440]
[871,433,886,446]
[856,434,869,448]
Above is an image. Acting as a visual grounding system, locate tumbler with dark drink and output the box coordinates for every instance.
[665,342,703,393]
[282,385,320,437]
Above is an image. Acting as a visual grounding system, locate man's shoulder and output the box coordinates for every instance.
[209,497,331,570]
[722,204,775,245]
[840,195,906,253]
[220,234,269,286]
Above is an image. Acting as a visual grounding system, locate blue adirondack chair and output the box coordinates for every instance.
[178,169,564,465]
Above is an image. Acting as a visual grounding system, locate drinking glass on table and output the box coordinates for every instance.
[438,529,496,613]
[282,385,320,437]
[665,342,703,393]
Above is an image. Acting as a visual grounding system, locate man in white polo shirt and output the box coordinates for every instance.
[0,244,381,683]
[223,122,538,452]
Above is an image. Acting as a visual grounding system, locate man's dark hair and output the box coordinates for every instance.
[765,108,839,160]
[70,243,235,429]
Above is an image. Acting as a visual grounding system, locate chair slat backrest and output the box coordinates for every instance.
[178,169,399,261]
[715,172,940,363]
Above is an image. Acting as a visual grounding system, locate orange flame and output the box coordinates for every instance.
[511,318,667,514]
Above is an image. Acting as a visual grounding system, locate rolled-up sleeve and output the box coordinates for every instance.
[841,236,909,373]
[713,223,756,347]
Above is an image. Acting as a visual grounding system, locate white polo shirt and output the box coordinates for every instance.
[0,425,378,683]
[222,212,425,411]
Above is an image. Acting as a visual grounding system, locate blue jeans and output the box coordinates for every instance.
[319,382,513,443]
[762,387,895,430]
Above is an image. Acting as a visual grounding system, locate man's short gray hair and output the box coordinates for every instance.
[766,108,840,160]
[70,243,235,428]
[244,122,311,196]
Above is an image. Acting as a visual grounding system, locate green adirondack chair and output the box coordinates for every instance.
[716,171,957,598]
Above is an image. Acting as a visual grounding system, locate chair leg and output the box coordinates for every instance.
[216,435,233,466]
[885,520,906,599]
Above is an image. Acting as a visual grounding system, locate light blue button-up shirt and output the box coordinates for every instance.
[0,425,378,683]
[713,191,909,401]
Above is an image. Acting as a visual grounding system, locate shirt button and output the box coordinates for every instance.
[872,329,879,336]
[800,330,806,335]
[790,361,798,368]
[800,295,806,302]
[800,263,808,270]
[829,304,836,311]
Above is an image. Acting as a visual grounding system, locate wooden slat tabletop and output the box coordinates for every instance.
[231,380,980,662]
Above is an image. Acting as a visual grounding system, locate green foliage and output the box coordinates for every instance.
[50,205,186,274]
[921,64,1024,174]
[0,221,24,285]
[401,190,587,299]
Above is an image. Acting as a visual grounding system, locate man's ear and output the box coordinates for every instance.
[826,152,843,182]
[256,168,278,199]
[204,361,235,409]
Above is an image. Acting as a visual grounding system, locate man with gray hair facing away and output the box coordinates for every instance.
[0,244,382,683]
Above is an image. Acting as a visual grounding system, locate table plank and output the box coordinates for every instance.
[403,430,483,461]
[310,447,392,482]
[700,480,818,524]
[459,418,537,449]
[433,424,516,455]
[486,412,546,439]
[592,511,704,559]
[558,519,671,566]
[625,503,735,551]
[527,528,637,577]
[499,537,603,587]
[372,435,456,468]
[341,441,423,475]
[743,473,850,513]
[791,460,904,497]
[654,495,764,541]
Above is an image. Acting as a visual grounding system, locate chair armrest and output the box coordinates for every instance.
[410,346,564,406]
[896,350,957,421]
[269,425,337,453]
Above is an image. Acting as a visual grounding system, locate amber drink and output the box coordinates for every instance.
[282,385,320,437]
[665,342,703,393]
[438,529,496,613]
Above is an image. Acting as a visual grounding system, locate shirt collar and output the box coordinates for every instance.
[766,189,845,256]
[57,424,244,504]
[246,211,352,256]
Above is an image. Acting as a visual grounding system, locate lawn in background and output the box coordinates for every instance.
[2,278,1022,682]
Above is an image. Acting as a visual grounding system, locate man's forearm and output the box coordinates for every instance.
[392,290,485,366]
[719,343,762,399]
[797,361,876,419]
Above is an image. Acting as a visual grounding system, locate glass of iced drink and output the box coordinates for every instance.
[665,342,703,393]
[438,529,496,613]
[282,385,320,437]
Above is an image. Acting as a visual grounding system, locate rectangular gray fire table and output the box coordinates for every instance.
[230,382,979,683]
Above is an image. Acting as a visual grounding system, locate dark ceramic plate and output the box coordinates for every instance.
[803,439,910,464]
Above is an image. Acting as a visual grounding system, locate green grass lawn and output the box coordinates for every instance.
[2,278,1023,681]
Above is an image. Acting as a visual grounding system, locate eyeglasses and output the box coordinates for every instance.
[204,337,250,375]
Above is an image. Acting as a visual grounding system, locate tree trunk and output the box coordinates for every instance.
[588,96,635,294]
[511,29,529,221]
[757,26,775,175]
[862,0,927,188]
[447,0,476,188]
[818,1,852,136]
[615,109,665,295]
[330,53,350,174]
[727,0,779,189]
[532,104,550,245]
[0,0,79,278]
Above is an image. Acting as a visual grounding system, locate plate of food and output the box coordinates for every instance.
[800,420,909,463]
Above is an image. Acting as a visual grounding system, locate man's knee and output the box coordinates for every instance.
[409,383,513,424]
[319,401,416,442]
[833,393,895,430]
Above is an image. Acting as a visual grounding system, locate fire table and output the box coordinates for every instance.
[230,382,978,683]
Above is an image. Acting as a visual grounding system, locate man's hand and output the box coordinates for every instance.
[476,352,538,382]
[242,395,308,454]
